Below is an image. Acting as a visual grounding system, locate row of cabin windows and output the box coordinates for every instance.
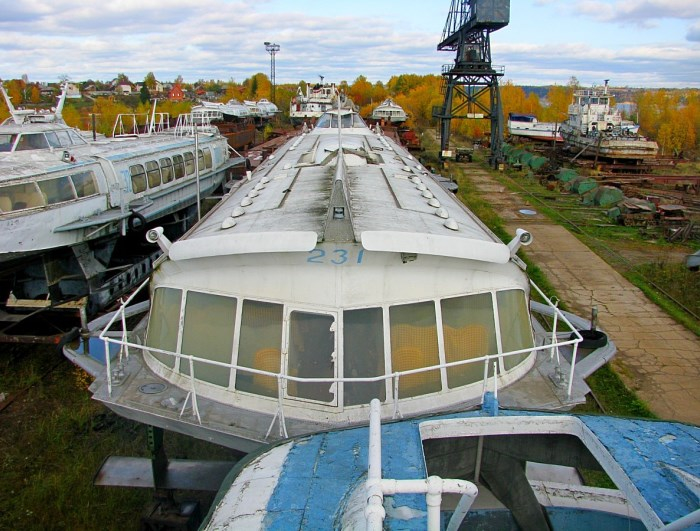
[129,148,213,194]
[0,129,88,152]
[0,171,98,213]
[145,288,534,407]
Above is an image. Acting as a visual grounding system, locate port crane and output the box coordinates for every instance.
[433,0,510,165]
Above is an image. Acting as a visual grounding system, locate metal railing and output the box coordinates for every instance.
[98,280,583,440]
[112,112,171,137]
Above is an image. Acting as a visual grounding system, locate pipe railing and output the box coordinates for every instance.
[365,399,478,530]
[99,280,585,437]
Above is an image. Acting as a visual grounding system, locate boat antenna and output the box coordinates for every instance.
[148,98,158,135]
[54,82,68,123]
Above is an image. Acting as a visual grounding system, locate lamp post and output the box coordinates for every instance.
[264,41,280,104]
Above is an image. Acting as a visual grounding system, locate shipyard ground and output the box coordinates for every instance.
[465,162,700,425]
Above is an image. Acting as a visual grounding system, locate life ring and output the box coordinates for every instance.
[606,124,613,132]
[128,212,147,231]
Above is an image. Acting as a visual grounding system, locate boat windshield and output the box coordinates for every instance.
[0,134,18,152]
[11,130,88,152]
[315,112,366,129]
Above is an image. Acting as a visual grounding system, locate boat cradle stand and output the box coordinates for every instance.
[94,426,237,529]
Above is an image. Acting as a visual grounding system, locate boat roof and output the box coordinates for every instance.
[168,112,510,263]
[0,131,222,184]
[204,408,700,530]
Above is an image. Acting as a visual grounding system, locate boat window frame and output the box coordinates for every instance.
[184,151,195,176]
[159,157,174,184]
[14,133,50,151]
[283,306,339,407]
[130,163,147,193]
[146,160,162,189]
[172,154,186,179]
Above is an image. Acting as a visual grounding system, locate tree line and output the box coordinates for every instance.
[2,73,697,158]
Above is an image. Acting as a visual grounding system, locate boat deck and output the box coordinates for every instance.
[203,409,700,530]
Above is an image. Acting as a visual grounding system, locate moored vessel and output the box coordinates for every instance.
[507,113,562,143]
[66,105,614,452]
[560,81,658,161]
[0,81,241,335]
[370,98,408,124]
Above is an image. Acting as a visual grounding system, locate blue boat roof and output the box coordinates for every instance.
[209,408,700,530]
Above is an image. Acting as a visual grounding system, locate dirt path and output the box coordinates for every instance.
[465,164,700,425]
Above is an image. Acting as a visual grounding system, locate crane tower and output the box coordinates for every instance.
[433,0,510,165]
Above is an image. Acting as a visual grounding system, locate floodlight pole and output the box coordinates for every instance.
[264,42,281,104]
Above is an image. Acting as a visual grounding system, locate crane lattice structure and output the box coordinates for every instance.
[433,0,510,165]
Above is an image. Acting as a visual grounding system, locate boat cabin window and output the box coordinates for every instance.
[45,132,61,148]
[184,152,195,175]
[180,292,237,387]
[0,134,17,152]
[315,113,365,129]
[0,182,45,211]
[38,176,75,204]
[130,164,147,193]
[344,307,385,405]
[0,171,98,213]
[145,288,534,404]
[15,133,50,151]
[198,148,213,170]
[160,158,174,184]
[71,171,98,197]
[235,300,284,397]
[146,161,161,188]
[145,287,182,369]
[390,301,441,398]
[173,154,186,179]
[441,293,497,388]
[497,290,533,369]
[287,311,336,403]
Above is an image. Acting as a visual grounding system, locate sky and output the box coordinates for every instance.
[0,0,698,88]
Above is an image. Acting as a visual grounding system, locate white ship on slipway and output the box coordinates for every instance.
[66,105,614,453]
[560,81,658,161]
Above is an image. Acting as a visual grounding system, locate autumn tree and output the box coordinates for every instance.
[348,75,373,108]
[61,104,83,130]
[540,84,573,122]
[144,72,157,90]
[91,97,132,136]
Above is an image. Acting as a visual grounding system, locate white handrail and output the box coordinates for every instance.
[99,279,585,434]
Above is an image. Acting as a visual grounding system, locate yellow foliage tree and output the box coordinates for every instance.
[540,85,572,122]
[91,97,132,136]
[61,105,83,130]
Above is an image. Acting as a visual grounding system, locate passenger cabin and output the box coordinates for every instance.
[106,107,545,450]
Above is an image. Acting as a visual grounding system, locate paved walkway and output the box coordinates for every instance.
[466,165,700,425]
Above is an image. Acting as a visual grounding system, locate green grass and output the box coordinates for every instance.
[0,346,240,530]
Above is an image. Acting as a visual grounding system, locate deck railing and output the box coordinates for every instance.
[99,279,583,440]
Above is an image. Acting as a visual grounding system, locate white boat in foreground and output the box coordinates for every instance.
[560,81,658,161]
[66,106,613,453]
[508,113,563,143]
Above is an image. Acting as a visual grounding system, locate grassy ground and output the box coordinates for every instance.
[0,345,240,530]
